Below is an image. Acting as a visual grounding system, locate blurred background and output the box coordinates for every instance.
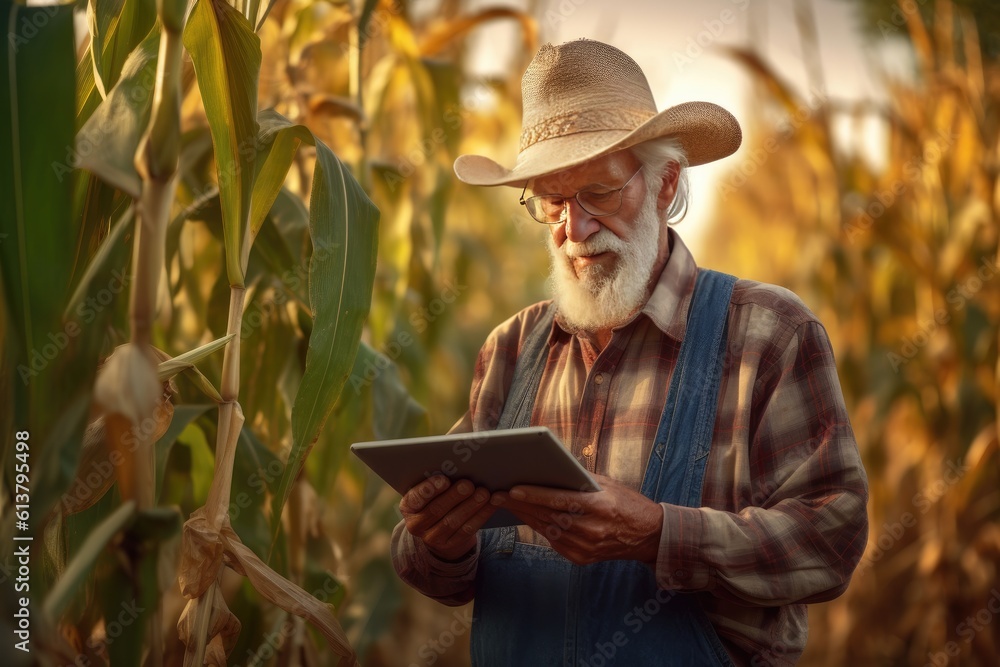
[3,0,998,665]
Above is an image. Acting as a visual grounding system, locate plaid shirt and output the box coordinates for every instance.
[391,228,869,666]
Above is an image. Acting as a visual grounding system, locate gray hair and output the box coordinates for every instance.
[630,137,690,224]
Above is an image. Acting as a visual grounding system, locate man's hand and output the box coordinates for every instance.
[492,474,662,565]
[400,475,496,562]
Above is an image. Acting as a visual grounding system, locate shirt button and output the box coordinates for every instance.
[582,445,595,457]
[594,374,604,385]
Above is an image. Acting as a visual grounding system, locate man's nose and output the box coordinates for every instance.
[562,198,600,243]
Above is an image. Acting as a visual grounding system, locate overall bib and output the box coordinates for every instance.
[470,269,738,667]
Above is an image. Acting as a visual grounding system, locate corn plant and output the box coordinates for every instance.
[0,0,392,663]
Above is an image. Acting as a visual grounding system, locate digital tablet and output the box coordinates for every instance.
[350,426,601,528]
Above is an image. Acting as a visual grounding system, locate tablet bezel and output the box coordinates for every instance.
[350,426,600,528]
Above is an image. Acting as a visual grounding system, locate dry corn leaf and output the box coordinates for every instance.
[178,583,241,667]
[918,528,944,575]
[308,94,365,123]
[103,413,149,505]
[219,523,356,666]
[178,508,226,598]
[719,47,801,115]
[386,14,419,58]
[61,388,174,516]
[951,422,998,508]
[59,417,113,515]
[936,199,989,280]
[419,9,536,57]
[204,634,228,667]
[92,343,169,507]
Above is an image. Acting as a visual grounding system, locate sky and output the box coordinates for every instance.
[430,0,916,255]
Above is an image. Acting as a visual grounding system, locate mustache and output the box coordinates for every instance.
[561,230,625,258]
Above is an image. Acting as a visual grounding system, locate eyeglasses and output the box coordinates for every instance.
[519,167,644,224]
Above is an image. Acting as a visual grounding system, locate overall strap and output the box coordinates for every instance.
[640,269,737,507]
[496,303,555,430]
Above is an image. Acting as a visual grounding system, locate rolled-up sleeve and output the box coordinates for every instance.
[390,521,480,606]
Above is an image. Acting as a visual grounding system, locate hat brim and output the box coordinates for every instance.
[454,101,741,187]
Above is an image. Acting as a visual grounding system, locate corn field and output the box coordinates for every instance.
[0,0,997,666]
[702,3,1000,665]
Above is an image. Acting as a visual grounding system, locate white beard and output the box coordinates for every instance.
[545,189,662,333]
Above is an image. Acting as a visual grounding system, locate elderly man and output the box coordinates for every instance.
[390,39,868,666]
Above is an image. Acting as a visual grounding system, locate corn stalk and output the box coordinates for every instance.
[175,0,377,662]
[88,0,186,664]
[74,0,176,659]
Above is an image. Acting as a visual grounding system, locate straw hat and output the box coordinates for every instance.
[454,39,742,187]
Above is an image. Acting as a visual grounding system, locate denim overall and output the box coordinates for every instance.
[471,270,738,667]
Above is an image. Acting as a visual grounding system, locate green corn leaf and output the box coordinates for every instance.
[180,367,224,403]
[70,43,129,291]
[155,406,213,502]
[347,558,402,661]
[65,204,134,321]
[254,109,379,553]
[76,26,160,198]
[0,0,103,527]
[70,0,155,286]
[247,129,301,259]
[253,0,279,31]
[0,0,77,361]
[104,506,181,666]
[70,2,157,291]
[184,0,261,287]
[88,0,158,97]
[309,342,428,493]
[42,500,138,621]
[231,426,283,562]
[75,43,101,129]
[156,334,234,381]
[154,336,231,403]
[252,207,305,305]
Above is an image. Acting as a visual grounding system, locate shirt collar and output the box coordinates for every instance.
[547,227,700,345]
[639,226,699,342]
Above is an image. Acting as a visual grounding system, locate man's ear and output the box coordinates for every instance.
[656,161,681,211]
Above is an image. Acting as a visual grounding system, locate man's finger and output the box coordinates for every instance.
[496,496,566,525]
[507,506,570,544]
[491,492,550,519]
[400,474,450,513]
[461,499,499,535]
[406,479,476,535]
[436,486,492,536]
[423,487,491,545]
[507,485,583,512]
